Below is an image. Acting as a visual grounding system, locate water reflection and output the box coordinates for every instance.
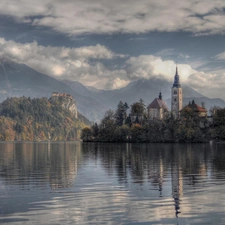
[0,142,82,189]
[0,142,225,224]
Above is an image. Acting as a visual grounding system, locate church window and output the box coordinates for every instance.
[174,98,176,102]
[174,90,177,94]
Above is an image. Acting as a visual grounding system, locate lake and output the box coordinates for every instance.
[0,142,225,224]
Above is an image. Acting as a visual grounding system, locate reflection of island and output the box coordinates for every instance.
[81,142,225,218]
[1,141,224,216]
[0,142,82,189]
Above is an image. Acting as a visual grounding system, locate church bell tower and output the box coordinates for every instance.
[171,66,182,118]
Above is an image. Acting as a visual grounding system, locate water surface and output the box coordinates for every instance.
[0,142,225,224]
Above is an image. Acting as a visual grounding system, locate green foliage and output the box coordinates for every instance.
[130,124,145,142]
[115,101,129,126]
[113,125,130,142]
[130,99,147,125]
[131,101,145,115]
[214,108,225,126]
[91,123,99,138]
[0,96,89,141]
[84,100,224,143]
[81,127,93,141]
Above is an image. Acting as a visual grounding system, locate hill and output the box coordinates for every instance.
[0,96,91,141]
[0,58,225,122]
[0,57,106,122]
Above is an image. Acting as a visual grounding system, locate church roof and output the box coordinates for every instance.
[147,98,169,110]
[180,100,207,113]
[173,66,181,88]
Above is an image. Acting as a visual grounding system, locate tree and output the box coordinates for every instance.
[147,120,164,142]
[164,113,179,142]
[81,127,93,141]
[115,101,127,126]
[92,122,99,138]
[100,109,115,128]
[113,125,129,142]
[131,102,145,115]
[125,114,132,127]
[131,99,146,125]
[130,124,144,142]
[212,108,225,140]
[98,109,116,142]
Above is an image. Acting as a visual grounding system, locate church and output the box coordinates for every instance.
[147,66,207,120]
[147,92,169,120]
[171,66,182,119]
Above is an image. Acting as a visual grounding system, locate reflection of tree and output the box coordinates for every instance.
[0,142,82,189]
[212,144,225,178]
[1,141,225,213]
[82,142,225,219]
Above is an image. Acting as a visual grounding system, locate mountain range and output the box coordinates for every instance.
[0,57,225,122]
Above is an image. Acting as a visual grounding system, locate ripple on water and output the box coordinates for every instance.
[1,142,225,224]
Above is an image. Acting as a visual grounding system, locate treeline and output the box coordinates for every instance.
[0,96,90,141]
[81,100,225,143]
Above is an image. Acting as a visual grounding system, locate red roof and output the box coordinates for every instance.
[181,102,207,112]
[147,98,169,110]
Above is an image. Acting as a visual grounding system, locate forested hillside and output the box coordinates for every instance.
[0,97,91,141]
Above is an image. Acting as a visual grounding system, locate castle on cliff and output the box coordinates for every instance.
[50,92,78,118]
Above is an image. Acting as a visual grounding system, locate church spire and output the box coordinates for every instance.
[173,65,181,88]
[159,91,162,100]
[171,64,183,119]
[175,65,178,76]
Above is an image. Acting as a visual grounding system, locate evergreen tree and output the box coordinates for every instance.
[81,127,93,141]
[125,114,132,127]
[115,101,126,126]
[92,122,99,138]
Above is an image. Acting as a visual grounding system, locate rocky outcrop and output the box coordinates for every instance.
[50,92,78,118]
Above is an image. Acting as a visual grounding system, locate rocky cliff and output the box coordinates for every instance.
[50,92,78,118]
[0,96,90,141]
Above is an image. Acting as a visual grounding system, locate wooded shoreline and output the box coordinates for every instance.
[81,100,225,143]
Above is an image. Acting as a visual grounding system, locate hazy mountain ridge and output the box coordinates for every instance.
[0,58,224,122]
[68,78,219,111]
[0,58,106,122]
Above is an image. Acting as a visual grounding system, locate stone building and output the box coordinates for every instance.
[180,100,207,118]
[171,66,182,119]
[180,100,207,128]
[147,92,169,120]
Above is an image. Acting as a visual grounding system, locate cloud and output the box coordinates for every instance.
[178,53,190,59]
[0,38,128,89]
[1,0,225,36]
[125,55,193,82]
[125,54,225,98]
[1,37,225,97]
[214,51,225,60]
[155,48,175,57]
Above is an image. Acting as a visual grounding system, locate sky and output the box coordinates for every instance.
[1,0,225,99]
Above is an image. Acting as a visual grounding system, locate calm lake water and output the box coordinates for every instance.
[0,142,225,224]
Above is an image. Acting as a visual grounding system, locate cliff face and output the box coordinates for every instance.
[50,92,78,118]
[0,96,90,141]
